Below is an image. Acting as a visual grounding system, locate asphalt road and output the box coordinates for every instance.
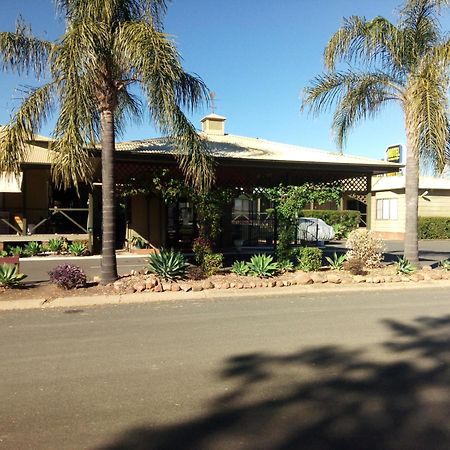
[1,288,449,450]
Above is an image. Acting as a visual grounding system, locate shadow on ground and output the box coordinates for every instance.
[97,315,450,450]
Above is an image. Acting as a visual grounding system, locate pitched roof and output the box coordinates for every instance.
[115,132,401,171]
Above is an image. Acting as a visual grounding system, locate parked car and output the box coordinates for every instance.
[297,217,335,242]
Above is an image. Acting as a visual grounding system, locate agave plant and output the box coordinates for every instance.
[0,263,27,287]
[396,256,415,275]
[439,259,450,271]
[231,260,249,276]
[8,246,23,257]
[0,250,8,257]
[147,249,188,282]
[47,238,64,253]
[24,241,42,257]
[277,259,294,273]
[68,242,87,256]
[325,252,347,270]
[247,254,279,278]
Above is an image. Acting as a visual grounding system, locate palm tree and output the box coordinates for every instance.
[303,0,450,266]
[0,0,213,283]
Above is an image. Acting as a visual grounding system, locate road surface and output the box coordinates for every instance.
[1,288,449,449]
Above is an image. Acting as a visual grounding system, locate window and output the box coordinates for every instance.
[376,198,398,220]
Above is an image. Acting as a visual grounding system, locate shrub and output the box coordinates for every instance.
[0,264,27,287]
[24,241,42,256]
[440,259,450,271]
[47,238,64,253]
[0,250,8,257]
[201,252,223,277]
[49,264,86,289]
[247,254,279,278]
[68,241,87,256]
[295,247,323,272]
[187,265,205,280]
[418,217,450,239]
[325,252,347,270]
[396,256,415,275]
[346,229,384,268]
[343,257,366,275]
[147,249,188,281]
[231,260,249,276]
[301,210,361,239]
[192,236,213,265]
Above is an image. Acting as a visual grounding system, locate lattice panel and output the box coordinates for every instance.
[332,176,369,194]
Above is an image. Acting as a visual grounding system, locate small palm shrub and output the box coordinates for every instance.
[24,241,42,256]
[201,252,223,277]
[49,264,87,289]
[277,259,294,273]
[68,241,87,256]
[325,252,347,270]
[247,254,278,278]
[346,229,384,268]
[396,256,415,275]
[147,249,188,281]
[295,247,323,272]
[231,260,249,276]
[47,238,64,253]
[0,264,27,287]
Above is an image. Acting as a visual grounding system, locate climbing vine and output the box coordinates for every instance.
[261,183,342,260]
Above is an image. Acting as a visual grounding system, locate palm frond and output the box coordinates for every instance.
[0,82,56,174]
[0,18,53,78]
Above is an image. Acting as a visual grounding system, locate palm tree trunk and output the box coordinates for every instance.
[100,109,118,283]
[404,127,420,267]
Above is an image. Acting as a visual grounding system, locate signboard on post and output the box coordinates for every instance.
[385,144,403,176]
[386,144,402,163]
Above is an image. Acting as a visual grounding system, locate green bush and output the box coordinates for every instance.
[301,210,361,239]
[295,247,323,272]
[47,238,64,253]
[418,217,450,239]
[201,252,223,277]
[147,249,188,281]
[68,241,87,256]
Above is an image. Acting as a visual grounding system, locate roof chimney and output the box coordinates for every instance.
[201,113,226,136]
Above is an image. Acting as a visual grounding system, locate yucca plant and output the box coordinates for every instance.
[147,249,188,282]
[0,263,27,287]
[47,238,64,253]
[68,242,87,256]
[325,252,347,270]
[396,256,415,275]
[24,241,42,257]
[247,254,279,278]
[231,260,249,276]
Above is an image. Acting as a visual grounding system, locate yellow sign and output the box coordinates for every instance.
[386,145,401,163]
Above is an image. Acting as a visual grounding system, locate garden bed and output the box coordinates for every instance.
[1,264,449,303]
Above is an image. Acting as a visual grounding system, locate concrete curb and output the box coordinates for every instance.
[2,278,450,311]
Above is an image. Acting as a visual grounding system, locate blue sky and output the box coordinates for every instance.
[0,0,449,160]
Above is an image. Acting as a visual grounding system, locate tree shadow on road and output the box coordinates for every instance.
[97,315,450,450]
